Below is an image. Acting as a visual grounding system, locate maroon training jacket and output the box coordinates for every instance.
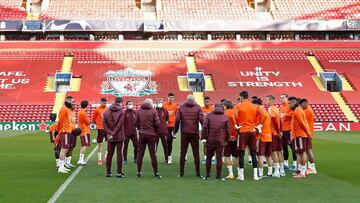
[156,107,169,136]
[135,103,160,137]
[201,105,230,146]
[174,99,204,135]
[124,109,137,137]
[103,103,125,142]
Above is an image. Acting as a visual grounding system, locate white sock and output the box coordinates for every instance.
[64,157,69,165]
[253,168,258,178]
[212,156,215,161]
[98,152,102,161]
[310,163,316,171]
[79,153,84,162]
[68,156,72,164]
[267,165,273,176]
[300,165,306,175]
[274,163,280,175]
[227,166,233,176]
[204,155,207,160]
[104,151,108,159]
[239,168,244,178]
[280,162,285,173]
[259,168,263,177]
[58,160,65,169]
[248,155,252,162]
[293,160,297,167]
[284,160,289,166]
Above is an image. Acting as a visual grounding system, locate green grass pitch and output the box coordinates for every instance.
[1,131,360,203]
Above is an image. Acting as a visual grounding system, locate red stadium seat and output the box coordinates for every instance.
[0,0,26,20]
[41,0,143,20]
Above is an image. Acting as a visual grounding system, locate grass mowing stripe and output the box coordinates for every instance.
[0,130,38,139]
[56,131,360,202]
[1,131,360,202]
[315,131,360,144]
[314,136,360,187]
[0,131,97,202]
[47,146,98,203]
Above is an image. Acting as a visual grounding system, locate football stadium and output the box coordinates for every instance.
[0,0,360,202]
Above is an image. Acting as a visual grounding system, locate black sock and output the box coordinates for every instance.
[250,151,258,168]
[239,150,245,168]
[283,145,289,161]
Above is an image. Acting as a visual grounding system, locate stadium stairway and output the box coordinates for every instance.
[194,92,205,107]
[177,76,189,91]
[70,77,81,91]
[186,56,198,73]
[308,55,354,91]
[52,92,66,118]
[307,55,323,76]
[176,56,196,91]
[51,55,76,120]
[204,76,215,91]
[307,55,358,122]
[339,75,354,91]
[186,55,204,105]
[312,76,327,91]
[181,55,216,106]
[45,76,81,92]
[61,56,73,73]
[308,55,327,91]
[44,76,55,92]
[331,92,359,122]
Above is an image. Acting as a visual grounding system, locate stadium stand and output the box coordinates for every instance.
[329,33,356,40]
[152,33,177,41]
[271,0,360,20]
[314,50,360,104]
[349,104,360,120]
[212,33,236,41]
[40,0,143,20]
[94,33,119,41]
[240,33,265,40]
[182,33,207,41]
[0,104,53,122]
[299,33,325,41]
[158,0,270,20]
[0,0,26,20]
[269,33,293,40]
[158,0,360,21]
[2,0,360,21]
[1,41,358,122]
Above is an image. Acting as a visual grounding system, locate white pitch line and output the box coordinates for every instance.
[47,146,98,203]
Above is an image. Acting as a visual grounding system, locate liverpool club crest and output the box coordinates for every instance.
[101,68,158,97]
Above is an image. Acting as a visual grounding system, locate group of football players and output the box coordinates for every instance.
[49,91,316,180]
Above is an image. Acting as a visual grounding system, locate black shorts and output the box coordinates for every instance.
[224,141,239,157]
[282,131,291,146]
[97,129,107,143]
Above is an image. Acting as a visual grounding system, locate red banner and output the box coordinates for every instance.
[315,122,360,132]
